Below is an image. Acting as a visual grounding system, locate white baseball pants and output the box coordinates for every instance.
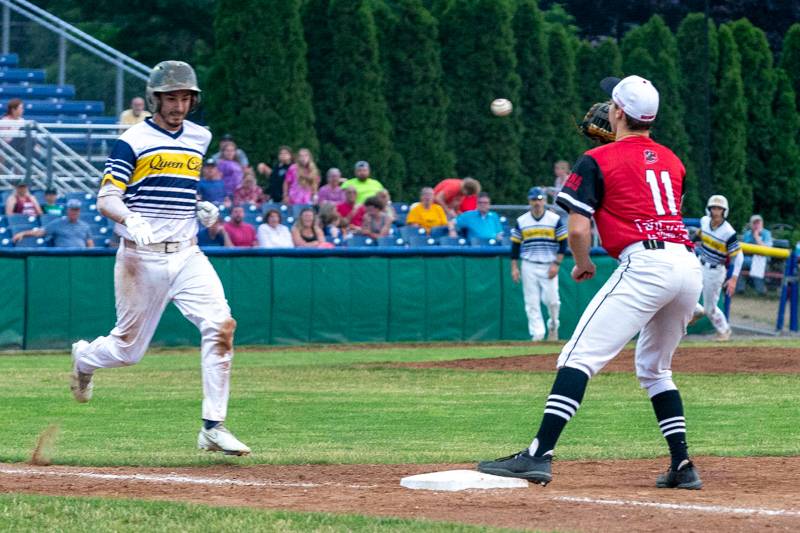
[557,242,702,397]
[521,261,560,340]
[695,262,729,334]
[75,241,235,421]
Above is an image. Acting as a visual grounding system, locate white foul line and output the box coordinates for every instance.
[554,496,800,518]
[0,466,376,490]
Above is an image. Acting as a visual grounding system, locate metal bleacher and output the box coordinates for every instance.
[0,0,152,193]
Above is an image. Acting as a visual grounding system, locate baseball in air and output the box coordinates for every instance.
[490,98,513,116]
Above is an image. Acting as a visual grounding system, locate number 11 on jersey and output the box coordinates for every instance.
[645,169,678,216]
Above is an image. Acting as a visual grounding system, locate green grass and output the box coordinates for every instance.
[0,493,522,532]
[1,340,798,466]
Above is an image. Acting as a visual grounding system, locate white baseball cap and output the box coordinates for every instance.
[600,75,659,122]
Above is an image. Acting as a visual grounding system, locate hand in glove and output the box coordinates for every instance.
[125,212,155,246]
[196,201,219,228]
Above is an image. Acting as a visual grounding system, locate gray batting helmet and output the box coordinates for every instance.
[145,60,201,112]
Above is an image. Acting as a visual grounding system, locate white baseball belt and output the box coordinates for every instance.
[124,237,197,253]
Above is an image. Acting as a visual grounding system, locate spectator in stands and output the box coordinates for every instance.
[12,198,92,247]
[283,148,320,205]
[406,187,448,234]
[257,209,294,249]
[291,207,327,248]
[197,219,233,247]
[318,203,345,239]
[552,160,571,192]
[317,167,346,206]
[41,188,63,215]
[449,192,503,240]
[218,142,245,198]
[5,181,42,216]
[223,206,256,247]
[358,196,392,238]
[233,169,267,206]
[337,186,365,229]
[433,177,481,218]
[197,158,227,205]
[376,188,396,223]
[341,161,384,204]
[0,98,25,152]
[211,134,250,167]
[119,97,150,126]
[737,214,773,295]
[258,145,292,203]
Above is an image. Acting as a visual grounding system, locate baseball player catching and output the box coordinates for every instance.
[510,186,566,341]
[479,75,703,489]
[689,195,742,341]
[69,61,250,456]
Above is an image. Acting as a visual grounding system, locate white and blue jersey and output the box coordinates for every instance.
[101,118,211,243]
[697,215,740,267]
[511,210,567,263]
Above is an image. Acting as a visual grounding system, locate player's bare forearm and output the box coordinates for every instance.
[567,213,595,281]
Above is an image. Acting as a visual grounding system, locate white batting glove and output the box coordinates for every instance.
[196,201,219,228]
[125,212,154,246]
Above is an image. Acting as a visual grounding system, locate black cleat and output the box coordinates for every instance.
[656,460,703,489]
[477,449,552,485]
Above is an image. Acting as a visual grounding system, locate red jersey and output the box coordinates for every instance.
[556,136,692,259]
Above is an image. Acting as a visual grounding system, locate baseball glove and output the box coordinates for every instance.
[580,101,615,144]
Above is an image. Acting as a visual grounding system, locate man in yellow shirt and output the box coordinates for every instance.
[119,96,151,125]
[406,187,448,234]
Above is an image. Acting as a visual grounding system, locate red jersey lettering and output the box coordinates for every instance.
[556,136,692,259]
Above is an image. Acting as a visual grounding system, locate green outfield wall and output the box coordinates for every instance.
[0,253,621,350]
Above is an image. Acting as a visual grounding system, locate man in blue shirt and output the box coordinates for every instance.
[12,199,94,247]
[450,192,503,240]
[197,158,227,205]
[737,214,772,295]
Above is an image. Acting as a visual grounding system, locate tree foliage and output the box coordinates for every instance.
[513,0,554,181]
[544,24,583,167]
[764,69,800,224]
[322,0,396,187]
[207,0,318,164]
[728,19,775,214]
[676,12,718,215]
[378,0,454,197]
[712,24,750,229]
[439,0,523,201]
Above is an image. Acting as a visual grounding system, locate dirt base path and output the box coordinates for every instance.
[2,457,799,532]
[399,346,800,374]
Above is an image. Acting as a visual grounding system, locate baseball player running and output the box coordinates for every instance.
[510,187,566,341]
[479,75,703,489]
[70,61,250,456]
[689,195,742,341]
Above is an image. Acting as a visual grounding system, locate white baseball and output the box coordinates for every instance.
[490,98,513,116]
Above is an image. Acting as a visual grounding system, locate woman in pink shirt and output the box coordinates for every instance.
[283,148,320,205]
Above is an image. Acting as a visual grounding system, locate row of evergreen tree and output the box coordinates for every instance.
[206,0,800,228]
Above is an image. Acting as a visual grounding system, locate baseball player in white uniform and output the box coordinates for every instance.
[510,187,566,341]
[70,61,250,456]
[690,195,742,341]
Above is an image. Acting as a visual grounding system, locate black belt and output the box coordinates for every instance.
[640,239,693,253]
[700,259,719,269]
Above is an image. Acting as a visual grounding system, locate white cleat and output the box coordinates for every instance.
[715,328,732,342]
[198,424,251,456]
[547,329,559,342]
[70,340,93,403]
